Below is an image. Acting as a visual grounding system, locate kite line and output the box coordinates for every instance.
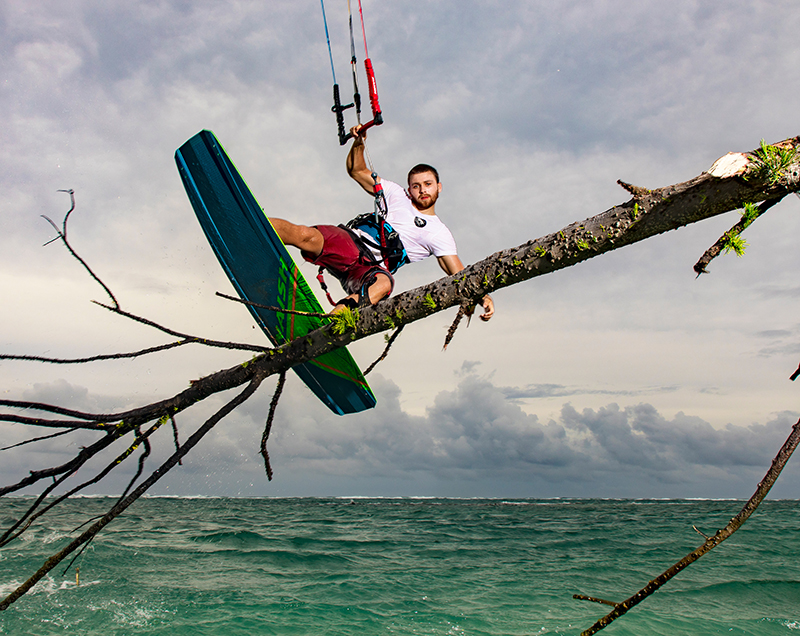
[319,0,383,146]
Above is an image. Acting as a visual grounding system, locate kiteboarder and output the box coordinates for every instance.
[270,126,494,321]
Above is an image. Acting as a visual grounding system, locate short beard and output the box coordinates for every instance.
[412,192,437,210]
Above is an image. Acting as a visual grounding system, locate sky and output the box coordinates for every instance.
[2,0,800,498]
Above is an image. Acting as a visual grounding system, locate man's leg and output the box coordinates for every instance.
[335,271,392,311]
[270,218,324,258]
[363,272,393,305]
[270,222,392,310]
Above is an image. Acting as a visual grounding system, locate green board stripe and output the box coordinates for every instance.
[175,130,376,415]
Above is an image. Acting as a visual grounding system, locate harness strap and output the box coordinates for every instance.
[371,174,390,271]
[316,224,397,307]
[317,266,338,307]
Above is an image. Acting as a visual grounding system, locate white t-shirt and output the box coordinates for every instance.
[365,179,458,263]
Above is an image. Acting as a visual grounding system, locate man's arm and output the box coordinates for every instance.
[346,126,379,194]
[437,254,494,321]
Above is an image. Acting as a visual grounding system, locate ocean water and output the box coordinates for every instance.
[0,498,798,635]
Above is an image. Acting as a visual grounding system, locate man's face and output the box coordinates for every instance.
[408,171,441,211]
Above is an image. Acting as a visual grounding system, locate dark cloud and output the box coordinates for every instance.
[501,384,679,400]
[759,342,800,358]
[756,330,793,339]
[255,374,800,497]
[562,402,790,471]
[455,360,482,377]
[3,372,798,499]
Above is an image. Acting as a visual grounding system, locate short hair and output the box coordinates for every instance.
[407,163,440,184]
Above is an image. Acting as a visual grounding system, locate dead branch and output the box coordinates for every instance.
[346,137,800,346]
[573,594,617,607]
[42,189,119,309]
[693,197,782,275]
[364,325,405,375]
[0,336,265,365]
[39,191,272,362]
[443,306,467,350]
[2,136,800,617]
[0,428,74,451]
[216,291,329,318]
[0,373,266,611]
[91,300,270,353]
[170,415,182,465]
[261,371,287,480]
[576,417,800,635]
[0,419,166,547]
[0,430,123,499]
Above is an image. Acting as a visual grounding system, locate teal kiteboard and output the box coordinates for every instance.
[175,130,376,415]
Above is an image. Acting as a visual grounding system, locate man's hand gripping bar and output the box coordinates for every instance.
[336,59,383,146]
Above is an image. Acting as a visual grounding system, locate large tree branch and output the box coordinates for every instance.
[1,136,798,617]
[6,137,797,438]
[576,416,800,635]
[270,137,800,365]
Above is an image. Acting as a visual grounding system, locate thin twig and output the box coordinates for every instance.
[364,325,405,375]
[261,372,286,481]
[692,525,711,540]
[2,348,263,436]
[42,190,119,309]
[693,198,781,275]
[578,417,800,635]
[443,305,467,350]
[573,595,618,607]
[216,291,330,318]
[116,427,151,502]
[0,414,108,430]
[0,428,75,451]
[0,339,256,365]
[170,415,182,465]
[0,398,126,422]
[92,302,271,353]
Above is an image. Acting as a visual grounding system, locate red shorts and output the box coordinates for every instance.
[302,225,394,297]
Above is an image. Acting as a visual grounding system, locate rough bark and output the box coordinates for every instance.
[1,136,799,614]
[6,137,799,438]
[273,136,800,363]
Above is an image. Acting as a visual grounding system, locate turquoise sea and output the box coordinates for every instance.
[1,498,799,635]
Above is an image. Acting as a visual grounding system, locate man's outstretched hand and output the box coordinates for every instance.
[465,295,494,322]
[479,295,494,321]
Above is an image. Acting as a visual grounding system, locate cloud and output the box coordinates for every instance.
[561,402,790,471]
[254,373,800,497]
[500,384,679,400]
[2,369,798,500]
[2,1,800,500]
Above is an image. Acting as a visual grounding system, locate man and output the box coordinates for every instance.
[270,127,494,320]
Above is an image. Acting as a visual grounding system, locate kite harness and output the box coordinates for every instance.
[318,0,407,307]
